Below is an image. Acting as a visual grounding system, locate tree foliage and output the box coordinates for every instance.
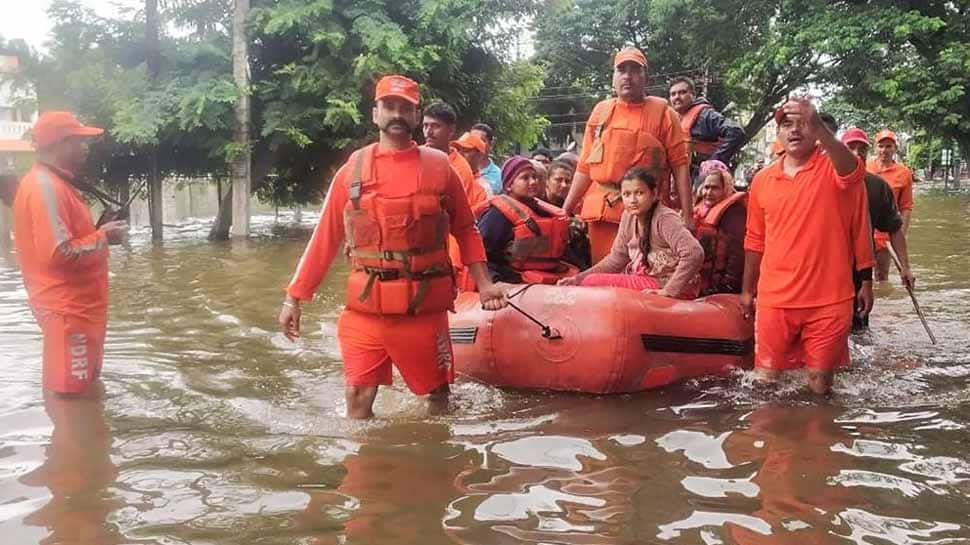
[1,0,548,234]
[534,0,970,159]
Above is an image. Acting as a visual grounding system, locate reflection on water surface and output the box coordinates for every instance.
[1,194,969,544]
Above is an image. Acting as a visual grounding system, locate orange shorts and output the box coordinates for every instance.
[35,310,106,393]
[336,309,453,395]
[873,230,890,251]
[754,300,853,372]
[587,220,619,265]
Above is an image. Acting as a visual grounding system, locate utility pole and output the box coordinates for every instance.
[146,0,163,240]
[230,0,251,238]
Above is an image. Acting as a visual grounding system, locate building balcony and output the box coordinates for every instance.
[0,121,33,153]
[0,121,31,140]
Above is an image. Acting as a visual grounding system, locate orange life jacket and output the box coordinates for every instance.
[680,102,720,161]
[582,97,673,222]
[476,195,575,282]
[695,192,747,294]
[343,144,456,315]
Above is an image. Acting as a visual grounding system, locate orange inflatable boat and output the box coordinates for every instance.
[449,284,753,393]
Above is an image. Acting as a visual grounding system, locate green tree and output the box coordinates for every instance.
[2,0,549,239]
[534,0,970,158]
[826,0,970,165]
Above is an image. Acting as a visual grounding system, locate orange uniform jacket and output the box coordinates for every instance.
[288,143,487,301]
[446,149,488,270]
[866,159,914,214]
[577,97,689,214]
[744,149,873,308]
[13,164,109,319]
[448,149,487,207]
[866,158,913,249]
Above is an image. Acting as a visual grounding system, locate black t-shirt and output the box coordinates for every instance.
[865,173,903,234]
[853,173,903,292]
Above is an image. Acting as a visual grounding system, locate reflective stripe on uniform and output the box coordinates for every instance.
[37,169,107,262]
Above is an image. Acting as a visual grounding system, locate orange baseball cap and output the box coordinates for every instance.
[375,75,419,105]
[874,129,897,144]
[32,111,104,149]
[450,131,487,155]
[614,47,647,68]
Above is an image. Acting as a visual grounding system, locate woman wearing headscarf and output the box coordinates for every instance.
[476,156,578,284]
[692,160,747,295]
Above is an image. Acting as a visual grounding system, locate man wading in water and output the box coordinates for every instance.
[12,112,128,400]
[741,98,873,395]
[279,75,507,419]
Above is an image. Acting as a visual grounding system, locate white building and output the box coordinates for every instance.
[0,54,34,246]
[0,54,35,172]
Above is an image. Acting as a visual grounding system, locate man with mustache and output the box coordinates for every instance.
[668,76,745,186]
[867,129,915,282]
[422,101,487,207]
[740,98,873,395]
[279,75,508,419]
[562,47,692,264]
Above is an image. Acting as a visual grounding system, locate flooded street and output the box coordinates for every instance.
[1,190,969,545]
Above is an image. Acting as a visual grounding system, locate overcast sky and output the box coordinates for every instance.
[0,0,140,52]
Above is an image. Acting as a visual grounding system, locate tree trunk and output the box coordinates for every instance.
[208,185,233,240]
[230,0,251,239]
[0,200,11,249]
[146,0,163,240]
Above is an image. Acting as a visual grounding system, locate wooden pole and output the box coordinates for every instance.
[230,0,251,239]
[887,245,936,345]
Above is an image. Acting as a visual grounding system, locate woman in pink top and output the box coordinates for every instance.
[558,167,704,298]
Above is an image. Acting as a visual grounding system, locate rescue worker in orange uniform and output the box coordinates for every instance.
[562,47,692,264]
[423,102,489,292]
[450,131,495,291]
[867,129,914,281]
[12,111,128,397]
[476,156,577,284]
[740,98,873,395]
[278,75,507,419]
[450,131,493,198]
[668,76,745,186]
[422,101,487,206]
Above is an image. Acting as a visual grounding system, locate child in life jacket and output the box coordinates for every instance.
[692,160,747,295]
[558,166,703,298]
[476,156,579,284]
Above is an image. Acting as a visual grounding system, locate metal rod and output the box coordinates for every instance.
[500,285,562,340]
[887,245,936,345]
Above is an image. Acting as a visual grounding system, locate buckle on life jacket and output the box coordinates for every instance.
[599,182,622,207]
[362,267,401,281]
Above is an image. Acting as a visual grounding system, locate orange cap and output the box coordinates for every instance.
[375,75,420,105]
[614,47,647,68]
[32,111,104,149]
[450,131,487,155]
[874,129,897,144]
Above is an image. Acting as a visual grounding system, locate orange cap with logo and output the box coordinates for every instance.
[375,75,420,105]
[614,47,647,68]
[450,131,487,155]
[32,111,104,149]
[874,129,897,144]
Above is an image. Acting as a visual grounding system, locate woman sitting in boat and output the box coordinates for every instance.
[476,156,579,284]
[692,160,747,295]
[558,166,703,299]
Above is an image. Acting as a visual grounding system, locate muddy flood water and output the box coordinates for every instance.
[1,189,969,545]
